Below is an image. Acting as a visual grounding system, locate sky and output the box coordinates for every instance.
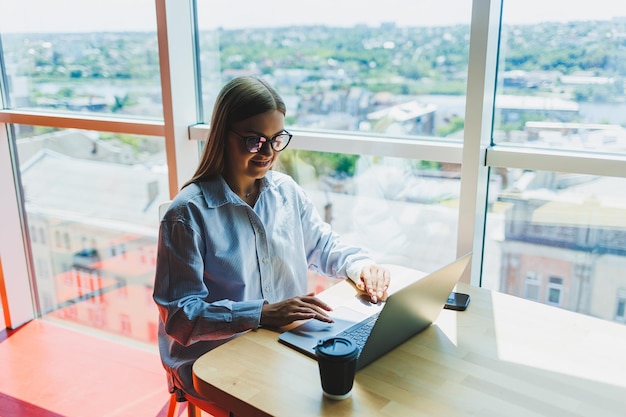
[1,0,625,33]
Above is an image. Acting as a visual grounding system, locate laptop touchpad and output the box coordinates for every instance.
[278,306,367,355]
[291,306,364,336]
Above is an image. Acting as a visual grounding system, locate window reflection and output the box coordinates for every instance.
[15,125,166,344]
[485,169,626,323]
[277,150,461,272]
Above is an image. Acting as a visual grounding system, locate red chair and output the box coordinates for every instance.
[166,389,230,417]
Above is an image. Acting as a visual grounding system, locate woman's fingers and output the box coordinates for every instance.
[360,265,391,303]
[261,295,333,327]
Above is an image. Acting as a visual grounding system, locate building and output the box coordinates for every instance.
[498,174,626,322]
[366,100,437,135]
[495,94,579,125]
[20,145,167,342]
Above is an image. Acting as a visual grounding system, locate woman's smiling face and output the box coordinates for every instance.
[224,110,285,183]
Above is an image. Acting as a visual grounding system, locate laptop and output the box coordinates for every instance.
[278,252,472,370]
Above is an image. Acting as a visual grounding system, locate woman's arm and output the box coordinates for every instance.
[296,184,390,302]
[153,218,263,347]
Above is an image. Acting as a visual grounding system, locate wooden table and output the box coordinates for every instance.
[193,264,626,417]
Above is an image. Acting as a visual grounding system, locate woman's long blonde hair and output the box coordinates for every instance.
[183,76,286,188]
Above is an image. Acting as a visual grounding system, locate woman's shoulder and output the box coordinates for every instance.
[164,182,212,222]
[172,182,204,205]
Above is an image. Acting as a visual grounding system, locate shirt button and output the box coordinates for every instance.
[262,258,268,264]
[265,287,270,292]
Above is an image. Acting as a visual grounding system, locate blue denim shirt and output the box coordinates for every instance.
[153,171,373,397]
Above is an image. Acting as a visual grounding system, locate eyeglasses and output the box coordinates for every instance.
[230,130,292,153]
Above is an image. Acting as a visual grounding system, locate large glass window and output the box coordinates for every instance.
[484,169,626,322]
[278,150,461,271]
[483,1,626,324]
[196,0,472,140]
[0,0,162,119]
[3,0,626,343]
[14,125,166,343]
[495,1,626,154]
[194,0,471,275]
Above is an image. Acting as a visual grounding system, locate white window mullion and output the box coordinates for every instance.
[457,0,502,285]
[156,0,201,196]
[486,146,626,179]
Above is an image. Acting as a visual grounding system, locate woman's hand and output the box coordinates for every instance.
[356,264,391,304]
[260,294,333,328]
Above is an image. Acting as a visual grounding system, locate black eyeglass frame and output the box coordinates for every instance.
[230,130,293,153]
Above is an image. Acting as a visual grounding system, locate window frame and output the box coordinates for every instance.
[524,271,541,301]
[1,0,626,327]
[546,276,564,306]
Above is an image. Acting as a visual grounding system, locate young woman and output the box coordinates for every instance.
[153,76,390,402]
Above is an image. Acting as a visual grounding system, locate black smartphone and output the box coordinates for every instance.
[444,291,470,311]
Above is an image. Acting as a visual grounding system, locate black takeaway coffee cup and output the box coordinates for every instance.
[315,337,359,400]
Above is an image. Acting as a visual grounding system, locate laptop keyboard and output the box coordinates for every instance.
[335,311,381,352]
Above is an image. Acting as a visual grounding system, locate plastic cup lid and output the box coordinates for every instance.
[315,337,358,359]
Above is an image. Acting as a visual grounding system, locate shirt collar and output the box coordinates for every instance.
[197,173,272,208]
